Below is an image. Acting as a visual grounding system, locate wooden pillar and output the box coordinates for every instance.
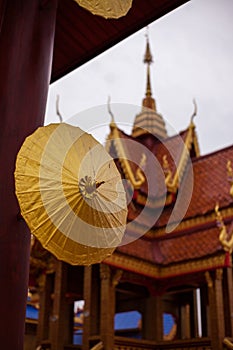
[181,303,191,339]
[143,294,163,341]
[83,265,100,350]
[206,269,225,350]
[50,262,73,350]
[36,272,54,346]
[82,266,92,350]
[100,264,115,350]
[223,267,233,337]
[0,1,57,348]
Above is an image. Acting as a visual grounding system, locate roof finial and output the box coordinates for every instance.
[144,27,153,65]
[56,94,63,123]
[191,98,197,123]
[144,28,153,98]
[107,96,116,128]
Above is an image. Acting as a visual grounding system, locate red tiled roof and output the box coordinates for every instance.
[117,223,230,266]
[117,239,155,263]
[155,225,223,265]
[155,145,233,227]
[110,127,233,226]
[187,146,233,217]
[111,128,233,266]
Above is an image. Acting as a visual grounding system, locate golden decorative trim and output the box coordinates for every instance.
[193,130,200,157]
[205,271,213,288]
[107,120,197,195]
[105,252,228,280]
[107,123,145,189]
[112,269,123,287]
[227,160,233,197]
[162,155,172,188]
[144,206,233,238]
[134,191,172,208]
[167,121,196,193]
[215,203,233,253]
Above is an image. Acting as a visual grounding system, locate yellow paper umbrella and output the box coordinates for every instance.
[74,0,133,19]
[15,123,127,265]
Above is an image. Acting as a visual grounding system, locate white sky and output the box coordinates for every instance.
[45,0,233,156]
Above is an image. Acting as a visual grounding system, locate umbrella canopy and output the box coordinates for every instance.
[15,123,127,265]
[74,0,133,19]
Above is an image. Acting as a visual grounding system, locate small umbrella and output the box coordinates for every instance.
[15,123,127,265]
[74,0,133,19]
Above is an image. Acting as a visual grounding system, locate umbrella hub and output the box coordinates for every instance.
[79,175,105,199]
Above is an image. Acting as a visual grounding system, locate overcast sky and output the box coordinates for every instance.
[45,0,233,156]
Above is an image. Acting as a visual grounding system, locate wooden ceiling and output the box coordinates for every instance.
[51,0,189,82]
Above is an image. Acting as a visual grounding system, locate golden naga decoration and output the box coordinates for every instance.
[162,155,172,187]
[136,153,146,183]
[227,160,233,197]
[74,0,133,19]
[106,101,146,190]
[112,124,146,189]
[215,203,233,253]
[161,120,193,194]
[162,100,200,194]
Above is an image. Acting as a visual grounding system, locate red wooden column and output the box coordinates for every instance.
[100,264,115,349]
[82,266,93,350]
[143,294,163,341]
[206,269,225,350]
[0,1,57,348]
[36,272,54,346]
[50,261,73,350]
[223,267,233,337]
[83,265,101,350]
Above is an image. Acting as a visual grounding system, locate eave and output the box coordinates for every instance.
[105,251,230,280]
[52,0,189,82]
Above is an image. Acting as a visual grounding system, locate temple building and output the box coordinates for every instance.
[27,37,233,350]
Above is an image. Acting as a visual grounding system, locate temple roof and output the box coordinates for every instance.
[106,143,233,276]
[105,38,233,274]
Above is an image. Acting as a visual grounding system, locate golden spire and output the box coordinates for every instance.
[142,31,156,110]
[131,29,167,139]
[144,34,153,98]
